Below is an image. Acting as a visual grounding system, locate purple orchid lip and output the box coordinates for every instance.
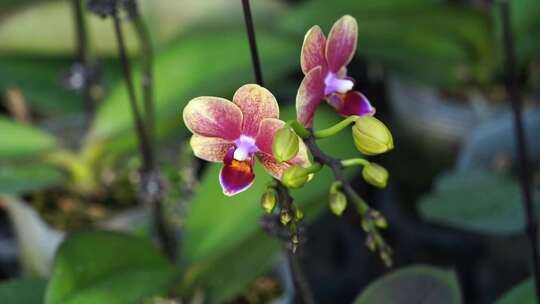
[324,72,354,96]
[219,147,255,196]
[329,91,375,117]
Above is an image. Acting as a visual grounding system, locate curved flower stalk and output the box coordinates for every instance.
[183,84,310,196]
[297,15,375,127]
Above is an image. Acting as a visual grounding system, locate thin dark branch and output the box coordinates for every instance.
[500,1,540,300]
[111,8,154,170]
[71,0,94,129]
[111,4,175,259]
[241,0,315,302]
[131,10,155,147]
[241,0,264,86]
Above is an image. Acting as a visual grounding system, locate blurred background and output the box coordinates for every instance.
[0,0,539,303]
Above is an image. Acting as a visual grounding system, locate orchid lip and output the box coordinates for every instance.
[233,135,258,161]
[324,72,354,96]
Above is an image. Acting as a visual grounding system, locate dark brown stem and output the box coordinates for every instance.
[111,4,175,259]
[500,1,540,300]
[241,0,315,302]
[241,0,264,86]
[131,13,155,147]
[71,0,94,129]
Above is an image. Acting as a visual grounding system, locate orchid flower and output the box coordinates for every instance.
[183,84,310,196]
[296,15,375,127]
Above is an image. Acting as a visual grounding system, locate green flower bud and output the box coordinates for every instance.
[362,162,389,188]
[260,189,277,214]
[352,116,394,155]
[280,209,292,225]
[329,191,347,216]
[282,166,310,189]
[272,126,300,162]
[293,206,304,221]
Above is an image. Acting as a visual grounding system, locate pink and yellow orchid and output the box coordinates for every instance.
[183,84,310,196]
[296,15,375,127]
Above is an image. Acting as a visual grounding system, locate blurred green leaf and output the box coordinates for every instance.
[0,57,80,114]
[0,162,65,194]
[493,0,540,65]
[0,0,286,56]
[418,171,537,235]
[0,116,58,161]
[180,108,358,301]
[0,278,47,304]
[84,29,297,159]
[495,277,534,304]
[353,265,462,304]
[45,230,173,304]
[280,0,495,86]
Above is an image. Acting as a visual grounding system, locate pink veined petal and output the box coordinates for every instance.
[301,25,328,75]
[183,96,243,140]
[255,118,285,155]
[190,134,234,162]
[256,152,290,180]
[296,66,326,128]
[232,84,279,137]
[325,15,358,73]
[219,148,255,196]
[333,91,376,117]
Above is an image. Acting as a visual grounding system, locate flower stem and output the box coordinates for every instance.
[71,0,94,130]
[500,0,540,299]
[341,158,369,168]
[111,4,176,259]
[241,0,264,86]
[130,10,155,147]
[241,1,314,302]
[313,115,359,139]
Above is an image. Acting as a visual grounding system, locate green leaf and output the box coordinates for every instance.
[0,162,65,194]
[495,277,534,304]
[180,108,358,301]
[0,278,47,304]
[84,29,297,159]
[353,265,462,304]
[45,230,174,304]
[418,171,536,235]
[0,0,286,56]
[0,116,58,161]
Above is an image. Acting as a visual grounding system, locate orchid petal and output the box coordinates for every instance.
[219,148,255,196]
[255,118,285,155]
[301,25,327,75]
[325,15,358,73]
[183,96,243,140]
[334,91,376,117]
[190,134,234,162]
[296,66,325,128]
[232,84,279,137]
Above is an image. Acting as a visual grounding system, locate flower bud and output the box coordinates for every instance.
[272,127,300,162]
[293,206,304,221]
[329,191,347,216]
[280,209,292,225]
[282,166,310,189]
[362,162,389,188]
[352,116,393,155]
[260,189,277,214]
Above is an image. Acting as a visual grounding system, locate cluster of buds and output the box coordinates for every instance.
[260,182,305,252]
